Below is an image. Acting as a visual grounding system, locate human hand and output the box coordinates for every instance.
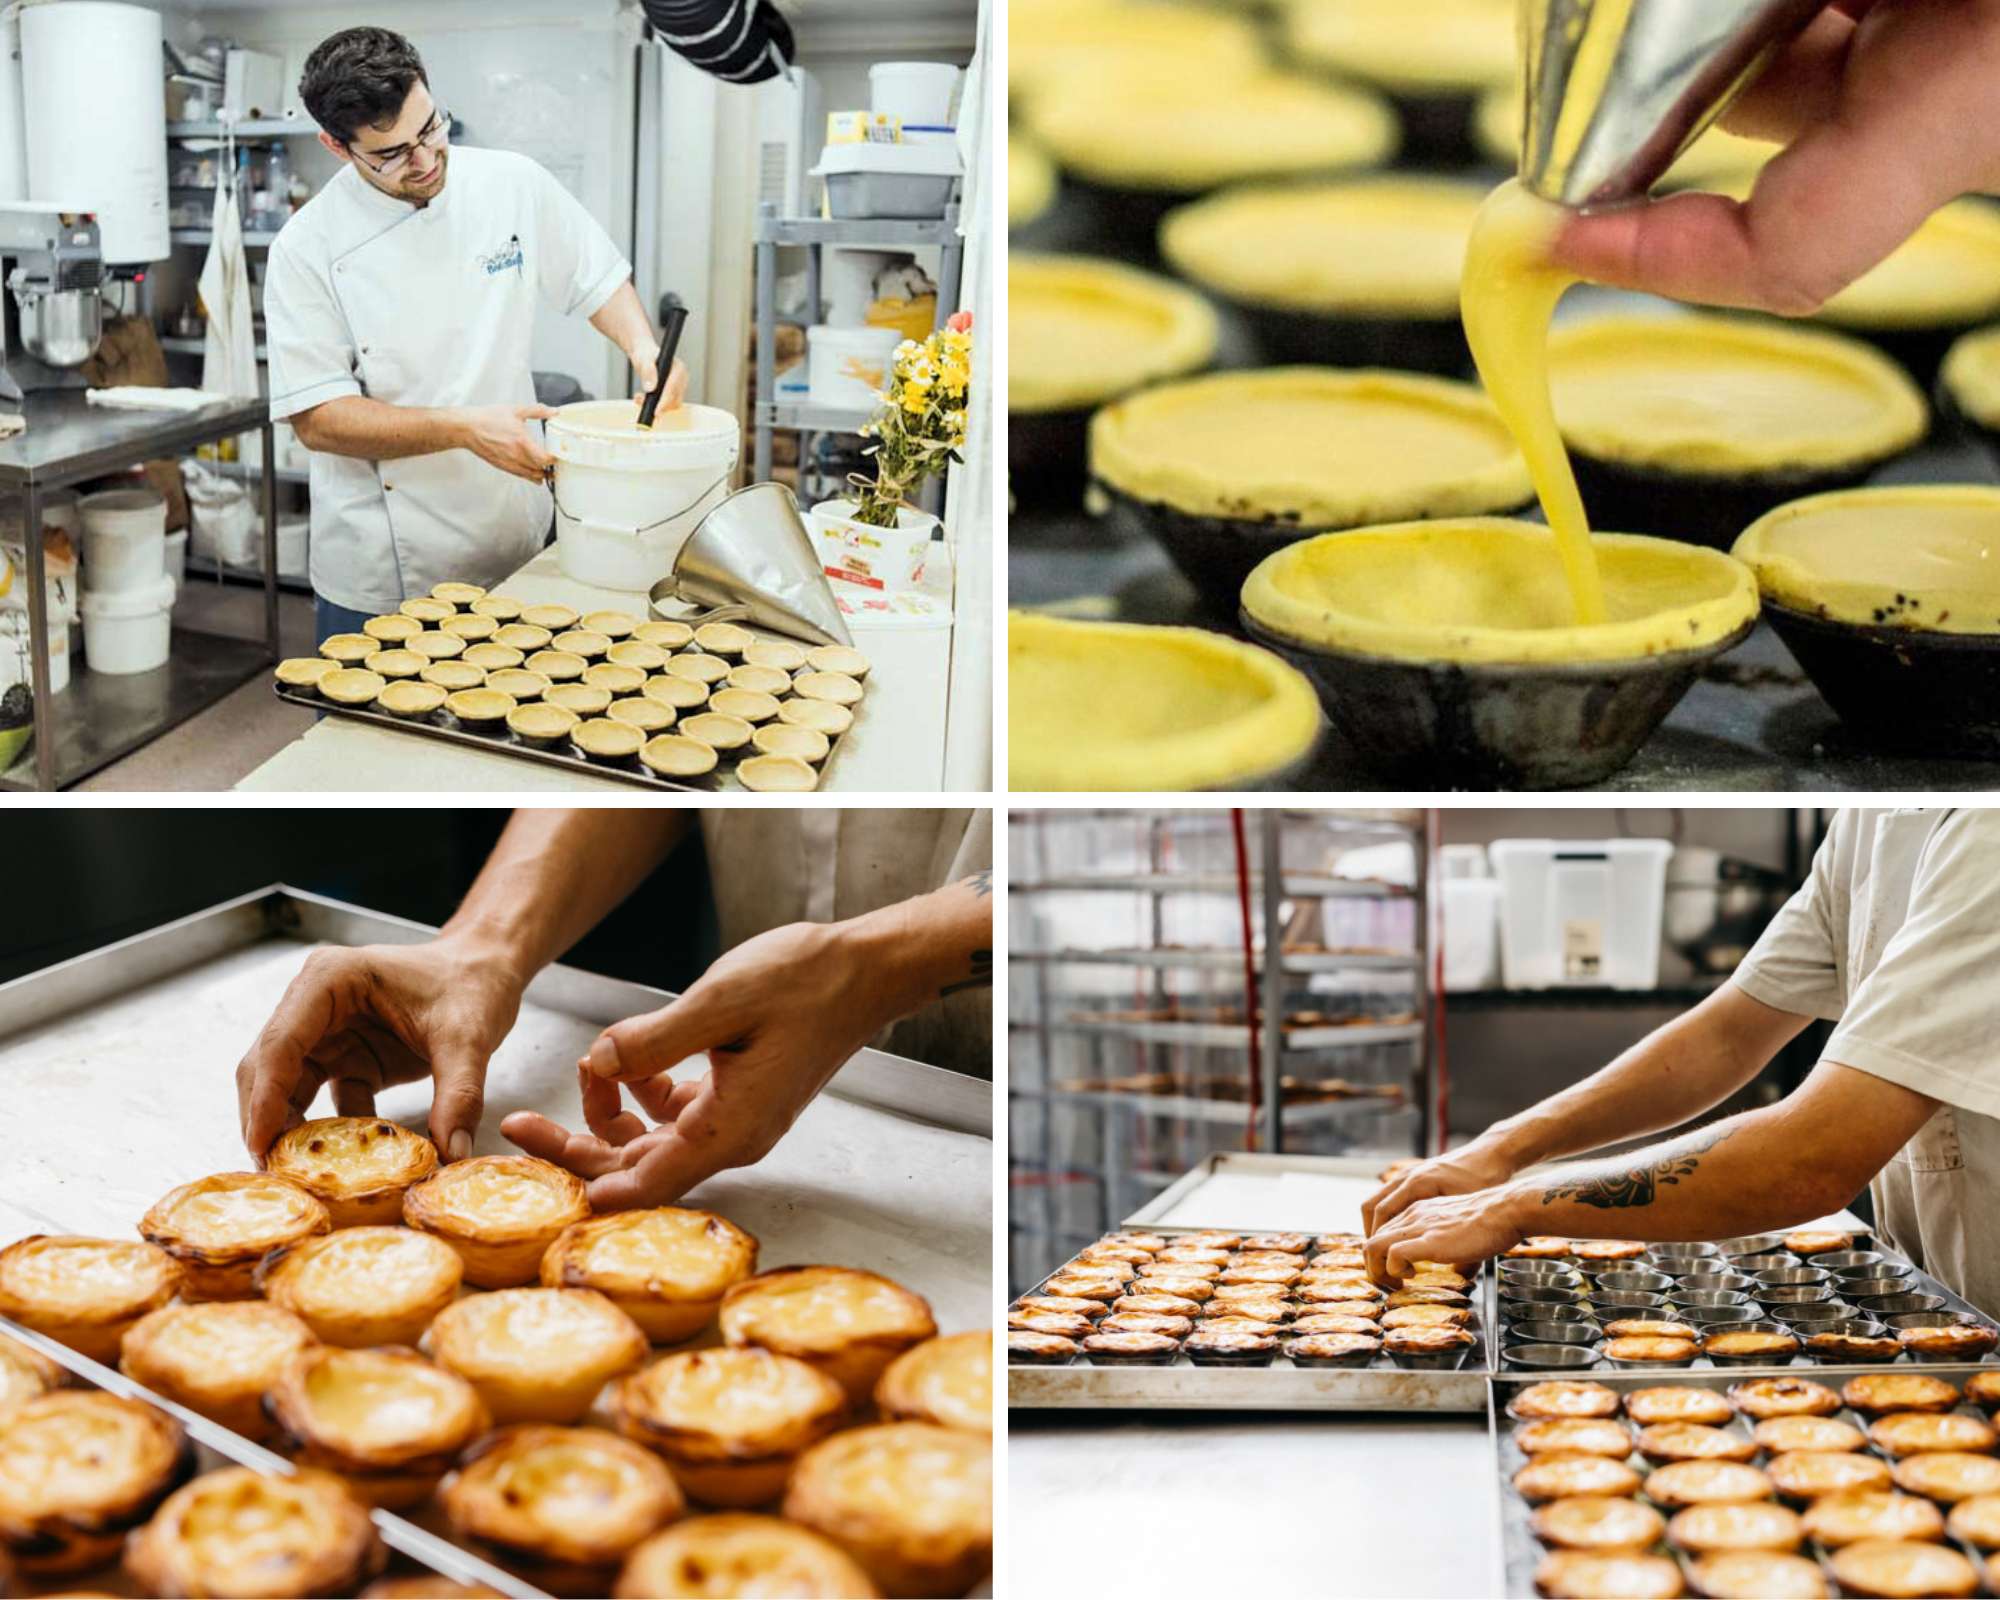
[500,918,902,1209]
[1364,1184,1533,1285]
[234,934,530,1165]
[630,353,690,414]
[1556,0,2000,313]
[1361,1141,1519,1235]
[456,403,557,481]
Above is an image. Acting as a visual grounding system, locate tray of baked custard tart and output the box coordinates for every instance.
[0,885,993,1600]
[1490,1226,2000,1381]
[275,586,868,792]
[1491,1366,2000,1600]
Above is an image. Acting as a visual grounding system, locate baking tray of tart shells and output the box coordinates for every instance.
[1007,1226,1493,1412]
[1491,1366,2000,1600]
[1489,1231,2000,1379]
[0,1310,543,1598]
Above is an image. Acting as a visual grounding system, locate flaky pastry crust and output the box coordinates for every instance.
[401,1155,590,1288]
[125,1466,383,1599]
[266,1118,440,1229]
[0,1332,64,1415]
[539,1207,758,1343]
[428,1287,649,1425]
[0,1235,181,1364]
[720,1268,937,1401]
[613,1513,881,1599]
[139,1172,331,1302]
[0,1392,189,1573]
[119,1301,318,1441]
[257,1225,463,1348]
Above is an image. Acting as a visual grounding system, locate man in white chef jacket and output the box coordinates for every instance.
[1365,809,2000,1315]
[265,26,688,640]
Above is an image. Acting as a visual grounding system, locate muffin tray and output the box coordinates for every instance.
[274,683,850,793]
[1488,1230,2000,1377]
[1491,1366,2000,1600]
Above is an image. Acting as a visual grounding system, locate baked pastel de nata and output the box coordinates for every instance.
[402,1153,591,1288]
[125,1466,384,1599]
[610,1348,848,1508]
[782,1422,990,1600]
[257,1225,463,1348]
[0,1235,181,1364]
[720,1267,937,1401]
[138,1171,331,1301]
[266,1117,440,1229]
[539,1207,758,1343]
[875,1331,991,1435]
[119,1301,318,1441]
[0,1392,190,1573]
[614,1513,882,1600]
[428,1286,649,1425]
[440,1425,684,1600]
[266,1345,491,1510]
[0,1332,64,1415]
[361,1581,506,1598]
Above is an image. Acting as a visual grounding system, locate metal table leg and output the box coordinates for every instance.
[754,223,776,484]
[260,422,278,658]
[22,480,51,790]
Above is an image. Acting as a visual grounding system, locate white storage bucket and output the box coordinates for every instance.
[162,527,187,591]
[1489,839,1674,990]
[544,400,740,592]
[1442,878,1502,991]
[870,61,960,126]
[808,325,899,410]
[78,488,167,594]
[80,572,174,675]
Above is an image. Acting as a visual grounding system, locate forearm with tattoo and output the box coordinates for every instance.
[1541,1125,1740,1210]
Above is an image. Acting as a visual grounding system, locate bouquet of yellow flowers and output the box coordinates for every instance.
[849,311,972,529]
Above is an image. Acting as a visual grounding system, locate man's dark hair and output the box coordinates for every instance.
[300,27,428,145]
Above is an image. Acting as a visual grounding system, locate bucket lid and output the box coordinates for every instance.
[80,573,175,616]
[78,488,166,516]
[544,400,742,470]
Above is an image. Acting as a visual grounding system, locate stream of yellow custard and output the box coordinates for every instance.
[1461,178,1609,625]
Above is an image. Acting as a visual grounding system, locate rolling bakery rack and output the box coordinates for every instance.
[1007,808,1435,1296]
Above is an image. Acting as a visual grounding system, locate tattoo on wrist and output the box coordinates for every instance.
[960,869,992,900]
[1541,1125,1738,1210]
[940,948,992,996]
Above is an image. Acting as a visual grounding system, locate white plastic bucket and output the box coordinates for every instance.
[80,572,174,674]
[1489,838,1673,990]
[79,488,166,594]
[543,400,740,592]
[870,61,960,127]
[162,527,186,591]
[808,325,899,410]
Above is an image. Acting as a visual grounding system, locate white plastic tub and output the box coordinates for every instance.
[162,527,186,591]
[78,488,166,594]
[808,325,899,410]
[80,572,174,674]
[1442,878,1502,991]
[870,61,960,127]
[1489,838,1674,990]
[543,400,740,592]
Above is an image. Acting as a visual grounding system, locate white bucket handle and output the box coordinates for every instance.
[550,470,731,537]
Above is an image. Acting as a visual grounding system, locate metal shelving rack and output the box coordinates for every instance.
[1008,808,1437,1294]
[749,201,964,511]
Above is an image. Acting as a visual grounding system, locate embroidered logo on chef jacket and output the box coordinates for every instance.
[479,234,525,276]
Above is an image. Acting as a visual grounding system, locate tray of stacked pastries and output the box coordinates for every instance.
[1493,1227,2000,1379]
[0,1118,990,1599]
[1006,1227,1493,1411]
[1493,1368,2000,1600]
[272,583,871,792]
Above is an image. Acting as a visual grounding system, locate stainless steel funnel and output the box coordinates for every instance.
[648,481,854,647]
[1520,0,1831,207]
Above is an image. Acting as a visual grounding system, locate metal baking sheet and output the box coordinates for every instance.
[1489,1228,2000,1377]
[274,684,852,793]
[1008,1153,1493,1412]
[0,888,991,1591]
[1491,1365,2000,1599]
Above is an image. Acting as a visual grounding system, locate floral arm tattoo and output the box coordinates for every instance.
[1541,1125,1740,1210]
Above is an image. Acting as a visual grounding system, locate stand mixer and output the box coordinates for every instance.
[1520,0,1834,208]
[0,202,106,405]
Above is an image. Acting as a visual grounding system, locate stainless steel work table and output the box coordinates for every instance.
[0,389,278,790]
[1009,1409,1500,1597]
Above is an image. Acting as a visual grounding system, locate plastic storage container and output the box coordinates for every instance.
[869,61,960,127]
[543,400,740,591]
[1489,838,1674,990]
[80,573,175,675]
[814,142,960,220]
[162,527,187,592]
[808,325,899,410]
[78,489,167,593]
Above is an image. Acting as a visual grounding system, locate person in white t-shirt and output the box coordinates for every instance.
[1365,809,2000,1313]
[264,27,689,640]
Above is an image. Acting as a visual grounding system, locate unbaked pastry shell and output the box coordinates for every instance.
[539,1208,758,1343]
[257,1225,463,1348]
[428,1287,650,1425]
[401,1155,591,1288]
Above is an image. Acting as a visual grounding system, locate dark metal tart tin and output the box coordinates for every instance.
[1715,1235,1787,1257]
[1502,1301,1597,1327]
[1500,1284,1584,1306]
[1594,1271,1675,1295]
[1678,1304,1762,1328]
[1753,1267,1834,1288]
[1504,1342,1599,1372]
[1860,1292,1949,1316]
[1181,1334,1280,1368]
[1648,1242,1724,1258]
[1505,1322,1600,1348]
[1759,1283,1836,1305]
[1813,1251,1887,1274]
[1009,406,1097,513]
[1733,1253,1797,1274]
[1232,300,1472,378]
[1842,1278,1919,1302]
[1592,1290,1672,1311]
[1385,1337,1475,1371]
[1770,1301,1852,1326]
[1571,449,1884,552]
[1896,1321,2000,1364]
[1602,1345,1700,1372]
[1079,1335,1181,1368]
[1500,1261,1584,1283]
[1885,1310,1977,1330]
[1798,1318,1900,1364]
[1284,1335,1381,1370]
[1006,1334,1080,1366]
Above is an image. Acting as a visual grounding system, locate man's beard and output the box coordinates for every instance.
[379,147,448,203]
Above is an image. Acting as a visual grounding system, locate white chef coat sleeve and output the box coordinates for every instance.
[529,162,631,318]
[1822,811,2000,1119]
[1730,812,1848,1022]
[263,236,362,421]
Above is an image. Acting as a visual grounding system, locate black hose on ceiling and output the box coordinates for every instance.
[639,0,796,83]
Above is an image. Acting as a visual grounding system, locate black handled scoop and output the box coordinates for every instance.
[637,305,690,430]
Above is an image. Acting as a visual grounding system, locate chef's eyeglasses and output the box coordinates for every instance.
[347,109,450,178]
